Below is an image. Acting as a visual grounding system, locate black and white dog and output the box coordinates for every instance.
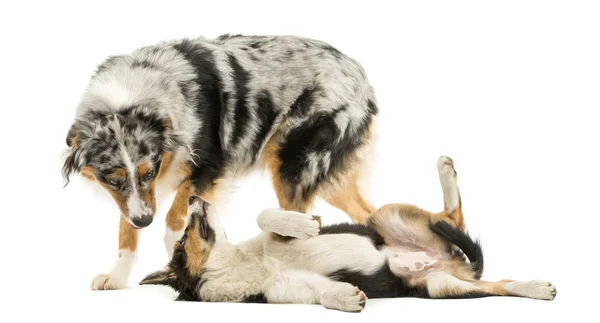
[62,35,378,289]
[140,157,557,312]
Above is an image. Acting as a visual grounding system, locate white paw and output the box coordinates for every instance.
[91,273,126,290]
[504,280,557,300]
[284,214,321,239]
[321,283,367,312]
[437,155,456,180]
[437,156,460,210]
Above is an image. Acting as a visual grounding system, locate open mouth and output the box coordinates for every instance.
[188,196,214,242]
[198,215,209,239]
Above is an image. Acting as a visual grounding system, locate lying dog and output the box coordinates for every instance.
[140,156,557,312]
[61,34,377,289]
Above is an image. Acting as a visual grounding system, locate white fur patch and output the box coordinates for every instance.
[257,209,320,239]
[87,81,134,110]
[504,281,557,300]
[164,228,184,260]
[385,248,439,272]
[120,147,151,220]
[437,156,459,212]
[91,249,136,290]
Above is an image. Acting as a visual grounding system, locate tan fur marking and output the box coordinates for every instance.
[177,160,192,177]
[198,178,229,204]
[477,281,512,296]
[166,181,194,231]
[183,220,211,276]
[110,168,127,179]
[164,116,174,130]
[157,152,174,180]
[118,217,138,251]
[137,162,153,178]
[323,171,375,224]
[142,182,156,214]
[81,165,96,181]
[263,138,318,213]
[264,127,375,221]
[67,126,79,148]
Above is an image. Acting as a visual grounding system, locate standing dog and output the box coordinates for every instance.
[62,35,378,289]
[140,156,557,312]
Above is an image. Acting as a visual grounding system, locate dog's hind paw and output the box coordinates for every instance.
[504,280,557,300]
[91,273,126,290]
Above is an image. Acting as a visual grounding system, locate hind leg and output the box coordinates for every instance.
[431,156,465,230]
[322,171,375,224]
[424,272,557,300]
[264,139,316,213]
[367,156,466,245]
[263,112,375,221]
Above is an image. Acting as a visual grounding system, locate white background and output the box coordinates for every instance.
[1,0,598,322]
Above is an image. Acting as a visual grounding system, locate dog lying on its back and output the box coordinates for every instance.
[141,157,557,312]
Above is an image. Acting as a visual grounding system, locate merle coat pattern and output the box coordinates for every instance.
[63,34,378,290]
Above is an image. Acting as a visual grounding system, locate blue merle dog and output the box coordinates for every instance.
[62,34,379,290]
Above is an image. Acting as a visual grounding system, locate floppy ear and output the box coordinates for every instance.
[66,124,79,148]
[139,268,176,286]
[162,116,184,152]
[62,124,81,186]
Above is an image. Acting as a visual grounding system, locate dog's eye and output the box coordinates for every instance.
[143,169,155,181]
[109,178,124,187]
[179,234,187,246]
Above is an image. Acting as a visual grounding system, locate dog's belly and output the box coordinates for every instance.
[267,234,387,276]
[381,245,452,275]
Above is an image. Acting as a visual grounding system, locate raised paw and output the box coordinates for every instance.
[321,283,367,313]
[91,273,126,290]
[285,214,321,239]
[504,280,557,300]
[437,155,456,178]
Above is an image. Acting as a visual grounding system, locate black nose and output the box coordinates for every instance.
[189,195,202,205]
[132,214,153,228]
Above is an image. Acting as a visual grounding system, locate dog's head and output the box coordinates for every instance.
[62,105,183,228]
[139,196,225,300]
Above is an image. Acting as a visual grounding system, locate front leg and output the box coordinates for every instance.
[164,178,230,260]
[265,270,367,312]
[164,181,194,260]
[91,216,138,290]
[257,209,321,239]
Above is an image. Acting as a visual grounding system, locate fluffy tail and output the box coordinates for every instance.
[429,221,484,279]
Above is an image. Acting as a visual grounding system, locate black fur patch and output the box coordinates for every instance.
[367,99,379,115]
[165,249,204,302]
[131,60,155,69]
[328,263,427,299]
[250,90,278,162]
[436,292,495,299]
[172,40,227,195]
[278,103,372,199]
[429,221,484,279]
[216,33,245,41]
[290,87,320,118]
[321,44,343,60]
[319,223,385,247]
[241,293,268,303]
[227,54,251,149]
